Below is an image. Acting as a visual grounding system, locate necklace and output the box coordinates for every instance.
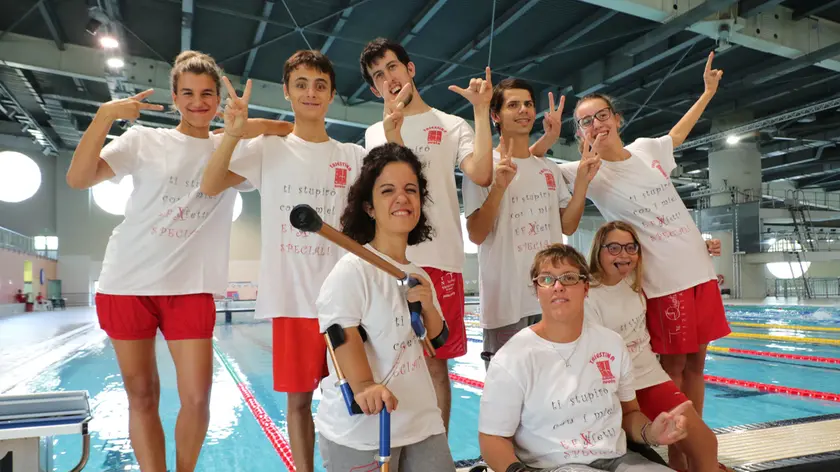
[554,339,580,367]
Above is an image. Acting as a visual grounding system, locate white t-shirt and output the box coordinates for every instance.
[558,136,716,298]
[315,245,446,450]
[479,323,635,468]
[229,133,366,319]
[584,279,672,390]
[97,126,243,295]
[462,152,571,329]
[365,108,475,273]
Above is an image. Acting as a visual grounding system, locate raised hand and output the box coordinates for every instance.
[448,67,493,108]
[101,89,164,122]
[648,400,691,446]
[542,92,565,139]
[355,382,398,415]
[384,81,412,134]
[492,136,517,191]
[703,51,723,95]
[705,238,721,257]
[577,133,602,184]
[221,76,252,138]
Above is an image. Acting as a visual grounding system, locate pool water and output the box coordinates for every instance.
[5,304,840,471]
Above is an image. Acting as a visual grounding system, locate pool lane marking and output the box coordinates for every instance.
[707,346,840,365]
[448,372,840,403]
[211,341,297,471]
[729,322,840,333]
[726,332,840,346]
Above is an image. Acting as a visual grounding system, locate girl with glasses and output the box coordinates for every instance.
[585,222,728,472]
[557,52,729,428]
[479,244,690,472]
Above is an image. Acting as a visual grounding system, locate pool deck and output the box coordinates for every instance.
[2,306,840,472]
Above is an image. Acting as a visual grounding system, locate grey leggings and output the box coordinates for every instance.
[319,433,455,472]
[530,452,673,472]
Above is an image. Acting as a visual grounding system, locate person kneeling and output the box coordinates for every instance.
[315,143,456,471]
[479,244,690,472]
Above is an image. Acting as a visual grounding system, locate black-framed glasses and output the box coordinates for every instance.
[533,272,588,288]
[601,242,639,255]
[576,107,613,128]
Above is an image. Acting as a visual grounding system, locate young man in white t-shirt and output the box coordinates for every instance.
[200,50,403,472]
[463,78,600,368]
[479,244,690,472]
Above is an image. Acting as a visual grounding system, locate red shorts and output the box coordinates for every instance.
[636,381,690,420]
[272,317,329,393]
[422,267,466,360]
[645,279,731,355]
[95,293,216,341]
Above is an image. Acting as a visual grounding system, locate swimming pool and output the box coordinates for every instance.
[3,303,839,471]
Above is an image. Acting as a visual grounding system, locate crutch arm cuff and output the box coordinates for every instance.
[430,321,449,349]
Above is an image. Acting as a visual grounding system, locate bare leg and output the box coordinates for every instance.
[425,357,452,434]
[672,405,720,472]
[683,345,708,416]
[167,339,213,472]
[659,353,688,470]
[112,338,167,472]
[287,391,315,472]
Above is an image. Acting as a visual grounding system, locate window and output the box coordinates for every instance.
[0,151,41,203]
[92,176,134,215]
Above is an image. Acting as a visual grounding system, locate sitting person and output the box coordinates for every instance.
[479,243,689,472]
[315,143,456,471]
[585,221,726,472]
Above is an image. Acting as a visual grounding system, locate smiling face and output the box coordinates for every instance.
[598,228,640,281]
[365,50,416,106]
[534,258,589,323]
[366,161,421,237]
[494,88,535,137]
[171,72,221,128]
[283,65,335,121]
[574,97,623,150]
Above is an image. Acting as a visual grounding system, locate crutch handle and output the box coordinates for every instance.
[378,408,391,471]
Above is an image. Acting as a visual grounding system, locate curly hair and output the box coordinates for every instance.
[340,143,434,246]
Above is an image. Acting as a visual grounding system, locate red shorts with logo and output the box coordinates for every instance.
[645,279,731,355]
[636,381,690,420]
[272,317,329,393]
[422,267,466,360]
[95,293,216,341]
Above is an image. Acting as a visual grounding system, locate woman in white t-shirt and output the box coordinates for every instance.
[315,143,455,471]
[558,52,730,422]
[585,221,728,472]
[479,244,690,472]
[66,51,289,471]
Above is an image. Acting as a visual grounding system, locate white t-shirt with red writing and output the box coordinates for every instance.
[479,323,635,469]
[584,278,672,390]
[365,108,475,273]
[315,245,446,450]
[462,152,571,329]
[97,126,244,295]
[229,133,366,319]
[558,136,715,298]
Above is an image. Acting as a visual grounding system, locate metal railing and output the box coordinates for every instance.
[766,278,840,298]
[0,226,58,260]
[760,231,840,252]
[760,188,840,211]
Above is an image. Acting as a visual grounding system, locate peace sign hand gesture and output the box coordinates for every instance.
[576,133,602,185]
[703,51,723,96]
[448,67,493,109]
[543,92,565,140]
[647,400,692,446]
[221,76,252,138]
[101,89,165,122]
[492,136,517,192]
[383,81,412,134]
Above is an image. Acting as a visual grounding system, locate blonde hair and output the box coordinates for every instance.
[170,50,222,95]
[573,93,624,154]
[587,221,644,294]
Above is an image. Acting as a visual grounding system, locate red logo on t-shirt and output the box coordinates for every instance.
[540,169,556,190]
[652,160,668,179]
[330,162,352,188]
[590,352,617,384]
[424,126,445,145]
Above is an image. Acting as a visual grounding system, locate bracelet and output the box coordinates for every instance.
[641,422,659,447]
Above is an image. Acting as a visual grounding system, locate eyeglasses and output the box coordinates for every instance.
[576,107,613,128]
[601,242,639,255]
[533,272,588,288]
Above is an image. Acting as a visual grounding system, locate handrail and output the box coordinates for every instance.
[0,226,57,260]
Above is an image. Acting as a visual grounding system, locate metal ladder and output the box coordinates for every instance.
[786,190,814,298]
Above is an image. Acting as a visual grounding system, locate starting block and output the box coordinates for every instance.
[0,391,91,472]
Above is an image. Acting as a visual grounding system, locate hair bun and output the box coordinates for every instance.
[174,50,205,65]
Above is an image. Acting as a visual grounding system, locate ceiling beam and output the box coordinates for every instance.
[37,0,66,51]
[241,1,275,83]
[792,0,840,21]
[738,0,787,18]
[180,0,193,51]
[321,0,354,55]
